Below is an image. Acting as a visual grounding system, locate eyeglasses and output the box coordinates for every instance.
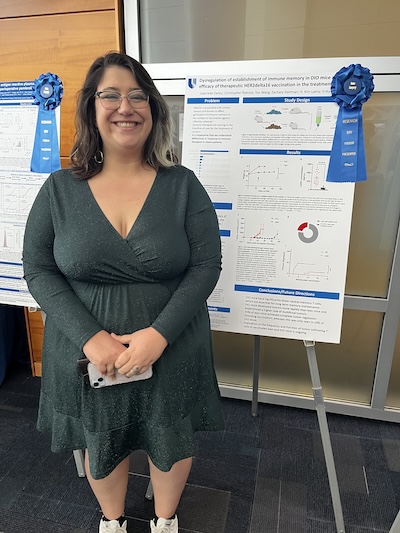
[94,90,149,110]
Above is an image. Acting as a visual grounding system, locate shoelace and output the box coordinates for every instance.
[152,522,173,533]
[103,520,127,532]
[152,517,177,533]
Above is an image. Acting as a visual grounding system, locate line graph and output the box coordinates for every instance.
[1,182,40,214]
[283,249,331,281]
[242,161,287,191]
[238,216,280,244]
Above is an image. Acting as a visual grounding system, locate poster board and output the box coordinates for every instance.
[0,81,59,307]
[182,69,355,343]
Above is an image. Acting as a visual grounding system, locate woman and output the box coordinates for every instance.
[22,52,224,533]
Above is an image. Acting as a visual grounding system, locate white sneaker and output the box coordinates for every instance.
[99,517,128,532]
[150,515,178,533]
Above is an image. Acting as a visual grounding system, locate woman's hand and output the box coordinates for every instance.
[82,330,127,377]
[112,327,168,376]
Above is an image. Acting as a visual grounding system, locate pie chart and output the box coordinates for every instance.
[298,222,318,243]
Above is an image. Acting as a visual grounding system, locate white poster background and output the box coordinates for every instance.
[0,81,60,307]
[182,72,355,343]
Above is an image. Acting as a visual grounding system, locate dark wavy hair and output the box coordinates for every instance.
[70,52,175,179]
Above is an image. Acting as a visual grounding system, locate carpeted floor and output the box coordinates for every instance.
[1,361,400,533]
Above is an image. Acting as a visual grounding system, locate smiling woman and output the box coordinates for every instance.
[22,52,224,533]
[93,66,153,161]
[70,53,175,180]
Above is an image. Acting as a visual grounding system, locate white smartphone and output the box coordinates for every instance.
[87,362,153,388]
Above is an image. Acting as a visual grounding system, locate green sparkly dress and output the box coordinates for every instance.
[22,166,224,480]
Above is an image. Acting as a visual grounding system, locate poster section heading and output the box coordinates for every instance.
[188,73,332,94]
[0,81,35,101]
[182,71,355,343]
[0,81,49,307]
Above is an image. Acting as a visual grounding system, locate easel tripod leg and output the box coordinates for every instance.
[304,340,346,533]
[73,449,86,477]
[389,509,400,533]
[252,335,260,417]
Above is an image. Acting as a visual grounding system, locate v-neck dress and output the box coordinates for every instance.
[22,166,224,480]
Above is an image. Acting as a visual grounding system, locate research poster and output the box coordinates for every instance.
[0,81,53,307]
[182,72,355,343]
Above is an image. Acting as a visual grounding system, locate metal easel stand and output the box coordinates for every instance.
[73,449,86,477]
[250,335,345,532]
[304,340,346,533]
[252,335,260,416]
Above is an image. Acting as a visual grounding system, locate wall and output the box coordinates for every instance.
[138,0,400,63]
[140,0,247,63]
[0,0,124,375]
[245,0,400,59]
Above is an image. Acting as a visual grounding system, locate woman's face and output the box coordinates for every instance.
[94,66,152,159]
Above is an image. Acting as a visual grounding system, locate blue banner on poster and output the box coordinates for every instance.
[326,64,374,183]
[30,73,63,174]
[0,81,34,100]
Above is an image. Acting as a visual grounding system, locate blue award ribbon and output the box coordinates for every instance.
[326,64,374,183]
[30,73,63,174]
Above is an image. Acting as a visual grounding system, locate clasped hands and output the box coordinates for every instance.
[82,327,168,378]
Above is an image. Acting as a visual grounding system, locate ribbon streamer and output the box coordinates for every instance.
[326,64,374,183]
[30,72,63,174]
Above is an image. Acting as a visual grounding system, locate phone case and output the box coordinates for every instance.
[87,362,153,388]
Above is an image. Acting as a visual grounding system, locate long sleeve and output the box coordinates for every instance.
[22,174,103,350]
[151,171,221,344]
[23,168,221,349]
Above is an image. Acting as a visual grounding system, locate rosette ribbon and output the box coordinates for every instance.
[30,73,63,173]
[326,64,374,182]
